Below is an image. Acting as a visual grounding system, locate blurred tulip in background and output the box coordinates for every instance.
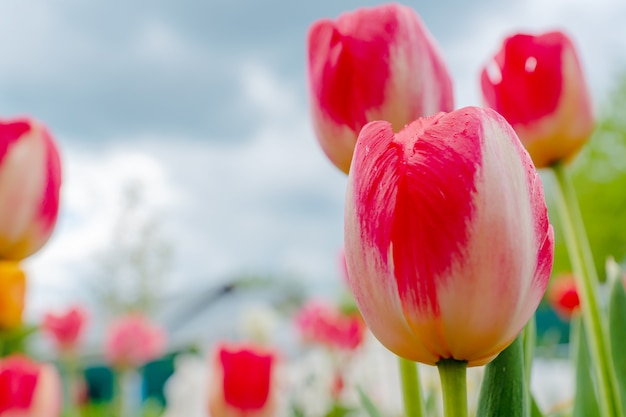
[481,31,594,167]
[0,355,62,417]
[307,3,454,173]
[0,119,61,260]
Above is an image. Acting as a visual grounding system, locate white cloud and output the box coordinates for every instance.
[25,60,347,319]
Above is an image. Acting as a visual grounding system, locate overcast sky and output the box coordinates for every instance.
[5,0,625,318]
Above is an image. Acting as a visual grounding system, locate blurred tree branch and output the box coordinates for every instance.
[90,181,173,317]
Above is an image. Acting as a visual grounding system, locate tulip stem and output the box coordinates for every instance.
[61,353,82,417]
[398,356,424,417]
[437,358,468,417]
[112,370,122,417]
[551,162,621,417]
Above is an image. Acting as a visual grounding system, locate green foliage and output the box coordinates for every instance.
[608,265,626,413]
[0,324,38,356]
[357,385,383,417]
[530,396,545,417]
[571,316,600,417]
[477,335,527,417]
[324,402,357,417]
[71,399,163,417]
[550,71,626,279]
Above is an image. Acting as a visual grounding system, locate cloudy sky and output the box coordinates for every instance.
[4,0,625,318]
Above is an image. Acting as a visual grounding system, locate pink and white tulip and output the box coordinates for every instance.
[0,118,62,260]
[104,314,166,370]
[344,106,554,366]
[480,31,593,168]
[208,342,277,417]
[307,3,454,173]
[0,355,62,417]
[42,305,88,354]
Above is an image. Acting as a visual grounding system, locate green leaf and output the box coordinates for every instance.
[290,403,306,417]
[608,270,626,414]
[0,324,39,356]
[571,315,601,417]
[324,402,355,417]
[357,385,383,417]
[476,334,527,417]
[523,317,537,415]
[530,395,544,417]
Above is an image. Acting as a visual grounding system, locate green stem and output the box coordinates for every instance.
[61,353,81,417]
[398,356,424,417]
[551,162,620,417]
[437,358,468,417]
[112,369,124,417]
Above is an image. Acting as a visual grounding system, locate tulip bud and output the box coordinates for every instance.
[0,262,26,330]
[480,31,593,168]
[104,314,166,370]
[344,106,554,366]
[0,118,62,260]
[547,273,580,320]
[42,305,88,353]
[307,3,454,173]
[208,342,277,417]
[0,355,62,417]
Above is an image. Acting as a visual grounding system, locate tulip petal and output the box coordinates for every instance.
[346,120,438,363]
[481,34,563,126]
[481,31,594,167]
[431,110,553,363]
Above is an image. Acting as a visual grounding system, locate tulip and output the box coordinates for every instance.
[0,261,26,330]
[295,300,365,351]
[344,106,554,366]
[480,31,593,168]
[0,355,62,417]
[42,305,88,353]
[104,314,166,370]
[547,273,580,320]
[0,118,62,260]
[208,342,276,417]
[307,3,454,173]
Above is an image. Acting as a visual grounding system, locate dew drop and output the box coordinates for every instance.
[525,56,537,73]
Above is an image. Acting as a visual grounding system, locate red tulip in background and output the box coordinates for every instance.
[295,300,365,351]
[209,342,276,417]
[547,274,580,320]
[344,106,554,366]
[42,306,88,353]
[480,31,594,168]
[104,314,166,370]
[0,355,62,417]
[0,118,62,260]
[307,3,454,173]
